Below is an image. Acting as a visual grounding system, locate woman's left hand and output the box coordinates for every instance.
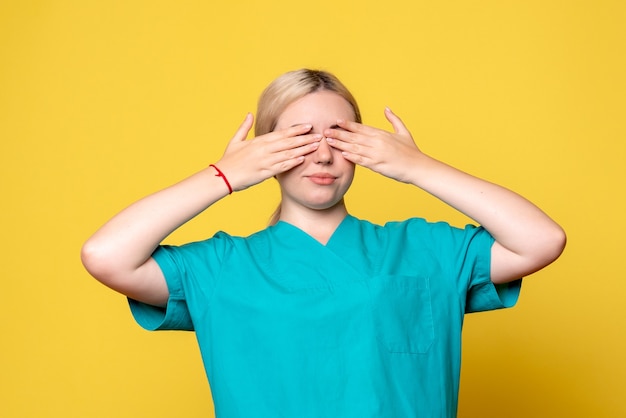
[324,107,421,183]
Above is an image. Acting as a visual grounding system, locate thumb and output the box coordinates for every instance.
[384,107,411,136]
[228,113,254,144]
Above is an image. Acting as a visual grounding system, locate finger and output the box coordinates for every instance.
[324,128,360,144]
[271,155,307,174]
[338,150,370,167]
[327,120,385,143]
[334,119,370,134]
[384,107,411,136]
[229,113,254,144]
[265,124,313,142]
[325,136,353,151]
[271,140,320,164]
[265,133,322,155]
[326,137,372,160]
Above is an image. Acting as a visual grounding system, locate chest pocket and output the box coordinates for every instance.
[368,275,434,354]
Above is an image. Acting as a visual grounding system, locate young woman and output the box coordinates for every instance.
[81,69,566,417]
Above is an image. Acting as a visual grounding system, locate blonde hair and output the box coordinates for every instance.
[256,69,361,225]
[255,69,361,136]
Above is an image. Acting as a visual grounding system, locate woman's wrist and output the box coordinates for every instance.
[209,164,233,194]
[400,152,439,187]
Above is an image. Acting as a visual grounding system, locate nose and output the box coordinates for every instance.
[313,137,333,165]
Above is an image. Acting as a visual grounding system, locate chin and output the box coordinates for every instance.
[307,197,345,211]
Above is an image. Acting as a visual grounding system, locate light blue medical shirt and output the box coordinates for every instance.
[129,215,521,418]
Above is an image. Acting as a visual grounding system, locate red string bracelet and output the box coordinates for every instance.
[209,164,233,194]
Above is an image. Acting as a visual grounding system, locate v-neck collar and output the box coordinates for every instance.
[273,214,355,248]
[264,215,367,290]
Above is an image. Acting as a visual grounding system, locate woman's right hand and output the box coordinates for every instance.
[214,113,322,192]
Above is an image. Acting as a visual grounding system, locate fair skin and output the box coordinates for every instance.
[81,90,565,308]
[273,91,357,243]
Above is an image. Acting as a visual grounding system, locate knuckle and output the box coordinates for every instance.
[278,160,293,172]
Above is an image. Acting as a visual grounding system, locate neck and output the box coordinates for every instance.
[279,201,348,245]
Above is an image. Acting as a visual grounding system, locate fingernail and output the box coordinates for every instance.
[326,137,334,143]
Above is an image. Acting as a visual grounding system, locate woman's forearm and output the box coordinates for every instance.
[81,167,230,290]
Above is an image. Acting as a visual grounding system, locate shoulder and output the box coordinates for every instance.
[385,217,484,237]
[152,227,274,278]
[155,228,266,260]
[357,216,455,238]
[357,216,491,252]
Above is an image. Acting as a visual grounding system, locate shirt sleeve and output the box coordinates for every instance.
[128,232,232,331]
[452,224,522,313]
[395,218,522,314]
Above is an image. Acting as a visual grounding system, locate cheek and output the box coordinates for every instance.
[342,162,356,185]
[339,154,356,173]
[342,171,355,196]
[275,166,300,187]
[275,172,289,185]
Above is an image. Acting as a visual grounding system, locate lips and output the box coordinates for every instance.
[307,172,337,185]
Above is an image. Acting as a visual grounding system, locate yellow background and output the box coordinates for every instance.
[1,1,624,417]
